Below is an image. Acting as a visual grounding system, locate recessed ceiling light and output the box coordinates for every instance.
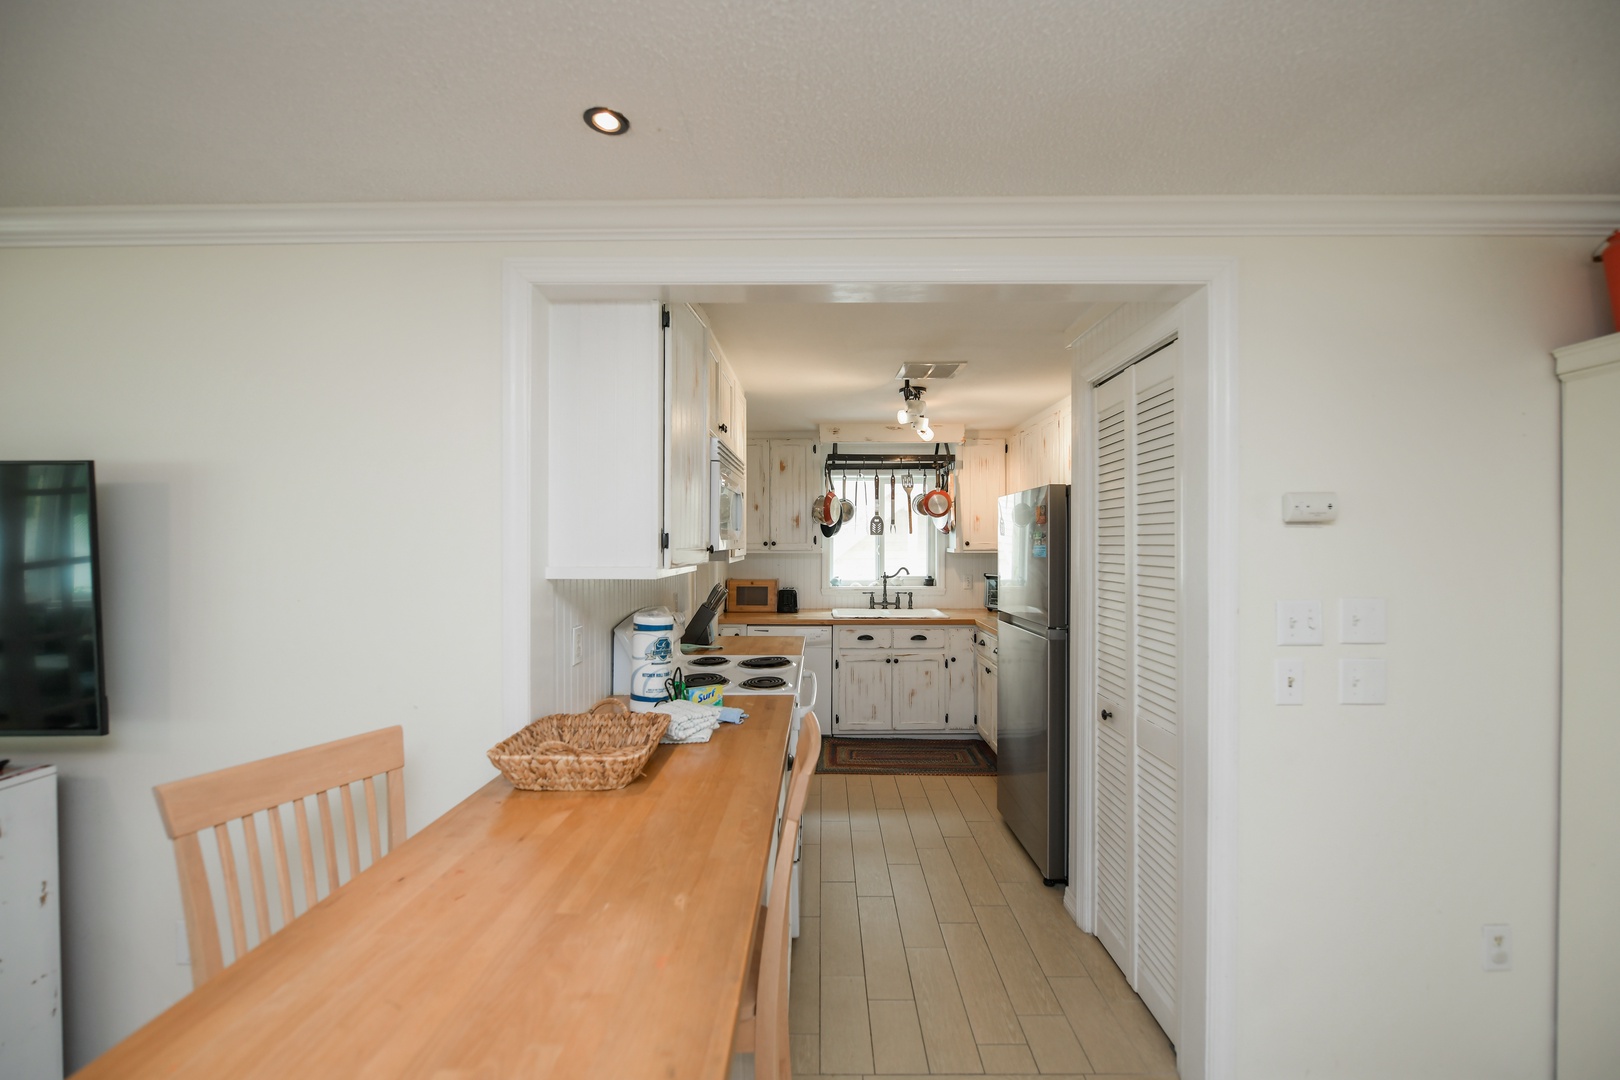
[583,107,629,135]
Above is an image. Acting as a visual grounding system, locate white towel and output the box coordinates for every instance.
[647,699,725,744]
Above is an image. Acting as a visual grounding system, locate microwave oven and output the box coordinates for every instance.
[710,437,745,556]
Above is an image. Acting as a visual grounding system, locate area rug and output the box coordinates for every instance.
[817,737,997,776]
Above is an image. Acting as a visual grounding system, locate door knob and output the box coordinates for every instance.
[1101,709,1113,720]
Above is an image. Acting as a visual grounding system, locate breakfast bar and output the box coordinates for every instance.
[77,638,802,1080]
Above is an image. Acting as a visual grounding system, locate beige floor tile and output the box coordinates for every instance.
[857,896,913,1000]
[869,774,904,809]
[822,818,855,882]
[867,999,929,1074]
[853,826,894,897]
[901,796,946,849]
[922,779,973,837]
[969,774,997,806]
[808,774,822,796]
[976,1042,1038,1074]
[894,775,924,797]
[850,1075,1088,1080]
[998,883,1087,978]
[822,882,865,977]
[944,836,1007,906]
[802,845,822,917]
[791,917,822,1033]
[945,775,995,821]
[918,847,976,922]
[803,794,822,843]
[887,864,945,949]
[847,775,880,831]
[905,947,984,1074]
[820,975,875,1075]
[1045,976,1142,1074]
[1087,1074,1179,1080]
[967,820,1042,885]
[876,807,919,865]
[1017,1014,1092,1074]
[792,1032,820,1077]
[821,775,849,822]
[972,905,1062,1016]
[1070,931,1135,1001]
[1107,993,1178,1075]
[939,922,1024,1044]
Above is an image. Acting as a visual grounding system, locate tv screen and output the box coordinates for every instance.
[0,461,109,735]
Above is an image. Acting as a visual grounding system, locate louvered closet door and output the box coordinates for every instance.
[1092,339,1182,1043]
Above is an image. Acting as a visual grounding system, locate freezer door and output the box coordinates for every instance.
[995,618,1069,882]
[996,485,1069,628]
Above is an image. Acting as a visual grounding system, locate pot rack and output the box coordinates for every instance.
[823,444,956,482]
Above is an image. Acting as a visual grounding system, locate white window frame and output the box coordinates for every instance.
[824,498,945,592]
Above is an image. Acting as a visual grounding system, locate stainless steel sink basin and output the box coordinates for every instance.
[830,607,948,619]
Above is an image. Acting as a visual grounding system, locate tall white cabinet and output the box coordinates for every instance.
[1555,331,1620,1080]
[0,765,62,1080]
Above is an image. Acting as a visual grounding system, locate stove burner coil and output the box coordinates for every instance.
[683,672,729,687]
[739,675,789,690]
[686,656,730,667]
[738,656,791,669]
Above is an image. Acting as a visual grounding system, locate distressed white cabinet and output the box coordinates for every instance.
[949,439,1005,552]
[891,656,948,731]
[546,301,709,577]
[707,338,747,455]
[1007,397,1072,491]
[944,627,977,730]
[0,765,62,1080]
[834,653,890,731]
[747,439,824,553]
[973,627,999,749]
[832,625,974,734]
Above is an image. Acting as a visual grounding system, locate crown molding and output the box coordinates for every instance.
[2,195,1616,247]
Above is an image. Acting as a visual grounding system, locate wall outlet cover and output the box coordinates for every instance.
[1276,600,1325,646]
[1339,658,1387,704]
[1340,598,1387,644]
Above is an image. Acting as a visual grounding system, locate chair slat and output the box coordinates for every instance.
[240,813,272,942]
[294,797,319,909]
[363,777,382,862]
[386,768,406,852]
[173,833,224,989]
[340,783,362,877]
[213,823,249,961]
[317,789,341,891]
[267,809,296,924]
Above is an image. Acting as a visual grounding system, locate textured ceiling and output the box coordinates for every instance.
[1,1,1617,207]
[704,301,1093,431]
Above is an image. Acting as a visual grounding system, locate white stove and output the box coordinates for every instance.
[678,653,803,698]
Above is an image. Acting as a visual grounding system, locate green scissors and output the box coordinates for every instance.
[663,667,686,702]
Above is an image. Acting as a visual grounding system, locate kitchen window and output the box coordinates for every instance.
[827,475,941,588]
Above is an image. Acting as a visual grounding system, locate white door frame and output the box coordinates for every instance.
[501,253,1238,1080]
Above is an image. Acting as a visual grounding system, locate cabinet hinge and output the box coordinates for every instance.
[662,307,671,328]
[661,531,670,550]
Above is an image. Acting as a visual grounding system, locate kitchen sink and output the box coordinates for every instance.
[830,607,948,619]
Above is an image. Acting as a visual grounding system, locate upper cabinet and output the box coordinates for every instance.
[545,301,714,578]
[707,339,747,454]
[1007,397,1072,492]
[747,439,824,553]
[949,438,1005,553]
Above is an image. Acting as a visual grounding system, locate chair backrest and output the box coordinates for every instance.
[152,726,406,988]
[786,712,821,825]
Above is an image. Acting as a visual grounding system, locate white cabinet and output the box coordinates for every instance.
[833,624,972,735]
[944,627,977,731]
[1007,398,1072,492]
[972,628,998,749]
[747,439,824,553]
[891,656,948,731]
[0,766,62,1080]
[546,301,709,578]
[949,439,1005,552]
[835,653,891,731]
[707,338,747,455]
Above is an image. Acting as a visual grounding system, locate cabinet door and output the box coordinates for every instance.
[732,380,748,451]
[977,663,998,749]
[1038,411,1062,488]
[746,439,770,551]
[944,629,977,728]
[891,655,946,731]
[719,364,740,448]
[835,654,890,732]
[664,305,710,566]
[770,440,819,552]
[959,440,1004,551]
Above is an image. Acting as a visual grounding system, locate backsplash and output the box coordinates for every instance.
[726,550,996,611]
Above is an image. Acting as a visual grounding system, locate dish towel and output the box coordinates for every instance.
[650,700,725,744]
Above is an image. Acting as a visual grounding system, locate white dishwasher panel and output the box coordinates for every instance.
[749,625,833,736]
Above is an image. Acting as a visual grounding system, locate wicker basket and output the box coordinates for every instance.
[488,699,670,791]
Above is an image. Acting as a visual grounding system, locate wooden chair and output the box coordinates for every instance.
[152,726,406,988]
[733,712,822,1080]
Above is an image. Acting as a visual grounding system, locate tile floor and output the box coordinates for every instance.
[790,773,1177,1080]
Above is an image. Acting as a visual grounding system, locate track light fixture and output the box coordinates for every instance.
[896,380,932,441]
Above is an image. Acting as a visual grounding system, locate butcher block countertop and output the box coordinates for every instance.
[79,649,795,1080]
[721,607,1000,634]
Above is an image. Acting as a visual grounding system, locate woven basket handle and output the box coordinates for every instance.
[591,698,629,715]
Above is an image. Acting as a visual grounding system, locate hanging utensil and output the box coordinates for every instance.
[838,473,854,522]
[889,476,897,532]
[902,472,915,532]
[869,474,884,535]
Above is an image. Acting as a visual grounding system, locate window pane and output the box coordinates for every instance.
[828,472,939,587]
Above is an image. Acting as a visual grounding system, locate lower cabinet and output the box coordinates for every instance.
[833,625,979,735]
[976,661,998,750]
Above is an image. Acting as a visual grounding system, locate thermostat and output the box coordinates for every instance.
[1283,492,1338,524]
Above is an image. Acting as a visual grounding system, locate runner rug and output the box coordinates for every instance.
[816,736,997,776]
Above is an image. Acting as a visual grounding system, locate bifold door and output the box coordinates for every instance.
[1092,338,1182,1042]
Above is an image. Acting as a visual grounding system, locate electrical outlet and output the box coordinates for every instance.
[176,919,190,965]
[1276,600,1324,645]
[571,625,584,667]
[1274,659,1304,705]
[1482,924,1512,972]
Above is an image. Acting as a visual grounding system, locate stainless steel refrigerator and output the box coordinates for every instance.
[996,484,1069,884]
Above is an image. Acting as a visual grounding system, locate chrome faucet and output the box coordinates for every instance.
[868,567,911,609]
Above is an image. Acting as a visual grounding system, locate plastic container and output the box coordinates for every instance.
[628,607,675,706]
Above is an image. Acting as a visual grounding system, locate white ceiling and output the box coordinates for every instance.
[1,1,1616,207]
[704,299,1100,431]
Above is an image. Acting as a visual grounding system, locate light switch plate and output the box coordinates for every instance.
[1482,924,1512,972]
[1339,658,1387,704]
[1274,659,1304,705]
[1276,600,1324,645]
[1340,598,1387,644]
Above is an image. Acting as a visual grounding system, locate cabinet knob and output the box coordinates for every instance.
[985,667,991,674]
[719,423,728,432]
[1101,709,1113,721]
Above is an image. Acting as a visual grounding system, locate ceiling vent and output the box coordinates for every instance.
[895,362,965,380]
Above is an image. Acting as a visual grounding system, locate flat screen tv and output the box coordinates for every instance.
[0,461,109,735]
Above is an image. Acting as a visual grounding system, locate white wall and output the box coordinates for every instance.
[0,232,1605,1078]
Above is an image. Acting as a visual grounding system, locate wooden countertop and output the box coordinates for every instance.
[721,607,1000,634]
[80,671,794,1079]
